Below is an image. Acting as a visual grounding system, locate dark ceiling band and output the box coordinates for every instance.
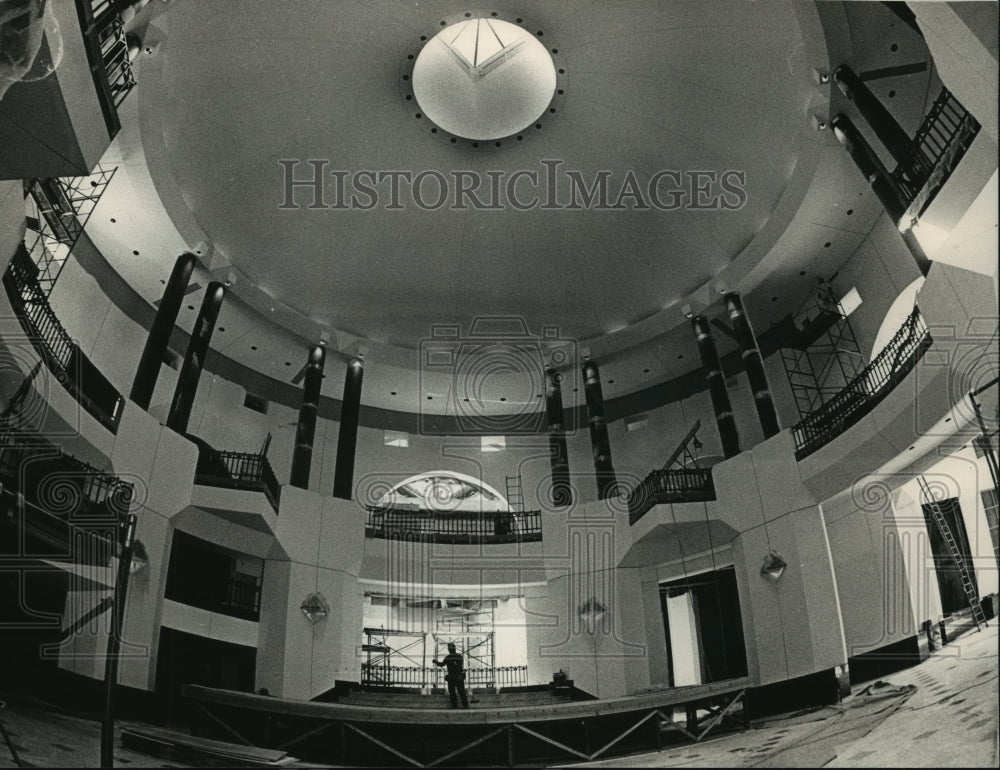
[546,367,572,508]
[333,358,364,500]
[692,315,741,459]
[290,344,326,490]
[166,281,225,434]
[725,292,780,440]
[583,359,617,500]
[130,252,195,410]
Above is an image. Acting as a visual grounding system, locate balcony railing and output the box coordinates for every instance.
[627,468,716,525]
[0,427,133,564]
[792,308,931,460]
[365,506,542,544]
[194,447,281,513]
[360,665,528,690]
[3,247,125,432]
[892,87,981,214]
[74,0,137,136]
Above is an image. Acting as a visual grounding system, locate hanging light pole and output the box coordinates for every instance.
[101,513,138,768]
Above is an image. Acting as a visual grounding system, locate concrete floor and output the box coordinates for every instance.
[0,624,996,768]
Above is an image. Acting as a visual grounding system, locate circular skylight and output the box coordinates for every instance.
[412,18,557,140]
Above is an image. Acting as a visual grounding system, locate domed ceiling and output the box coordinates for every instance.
[87,0,934,414]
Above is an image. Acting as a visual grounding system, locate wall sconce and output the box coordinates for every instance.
[578,597,607,631]
[128,539,148,575]
[760,550,787,582]
[301,592,329,623]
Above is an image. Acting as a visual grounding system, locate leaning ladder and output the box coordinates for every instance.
[917,475,987,630]
[505,475,524,513]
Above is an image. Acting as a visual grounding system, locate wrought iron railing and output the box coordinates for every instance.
[3,248,125,432]
[627,468,716,525]
[74,0,136,135]
[360,665,528,690]
[194,447,281,513]
[892,87,981,210]
[792,308,931,459]
[0,427,133,564]
[364,506,542,544]
[218,575,263,621]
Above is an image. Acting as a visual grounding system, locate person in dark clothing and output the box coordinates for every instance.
[433,642,469,709]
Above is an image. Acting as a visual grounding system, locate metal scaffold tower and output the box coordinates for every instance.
[22,165,117,297]
[434,600,496,685]
[779,284,865,420]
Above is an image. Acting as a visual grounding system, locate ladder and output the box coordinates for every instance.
[505,475,524,513]
[917,475,987,630]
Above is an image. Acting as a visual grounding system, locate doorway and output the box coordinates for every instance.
[921,496,978,615]
[659,565,748,686]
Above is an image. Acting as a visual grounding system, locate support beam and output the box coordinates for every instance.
[725,292,780,439]
[333,358,364,500]
[130,252,195,409]
[831,113,910,223]
[545,367,572,507]
[582,360,617,500]
[166,282,225,434]
[692,316,741,459]
[290,345,326,490]
[833,65,918,172]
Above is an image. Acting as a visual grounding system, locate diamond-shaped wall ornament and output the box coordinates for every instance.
[760,550,787,582]
[578,597,607,623]
[301,592,329,623]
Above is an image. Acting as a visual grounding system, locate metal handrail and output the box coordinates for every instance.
[627,468,716,525]
[194,448,282,513]
[792,308,931,459]
[359,665,528,689]
[365,506,542,543]
[891,87,981,205]
[3,249,125,432]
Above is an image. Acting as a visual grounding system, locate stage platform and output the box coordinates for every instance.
[182,678,752,766]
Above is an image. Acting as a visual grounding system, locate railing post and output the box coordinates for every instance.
[166,282,225,434]
[333,358,364,500]
[725,292,781,439]
[692,315,741,459]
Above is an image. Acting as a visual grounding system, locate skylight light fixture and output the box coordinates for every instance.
[412,18,557,140]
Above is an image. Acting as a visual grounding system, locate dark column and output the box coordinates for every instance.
[290,345,326,490]
[725,292,781,439]
[831,114,909,222]
[333,358,364,500]
[833,65,917,172]
[582,360,617,500]
[692,315,741,459]
[545,367,572,508]
[130,252,196,409]
[166,282,225,434]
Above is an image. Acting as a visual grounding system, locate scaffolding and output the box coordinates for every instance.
[360,628,427,688]
[22,165,118,296]
[779,285,865,421]
[433,600,496,685]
